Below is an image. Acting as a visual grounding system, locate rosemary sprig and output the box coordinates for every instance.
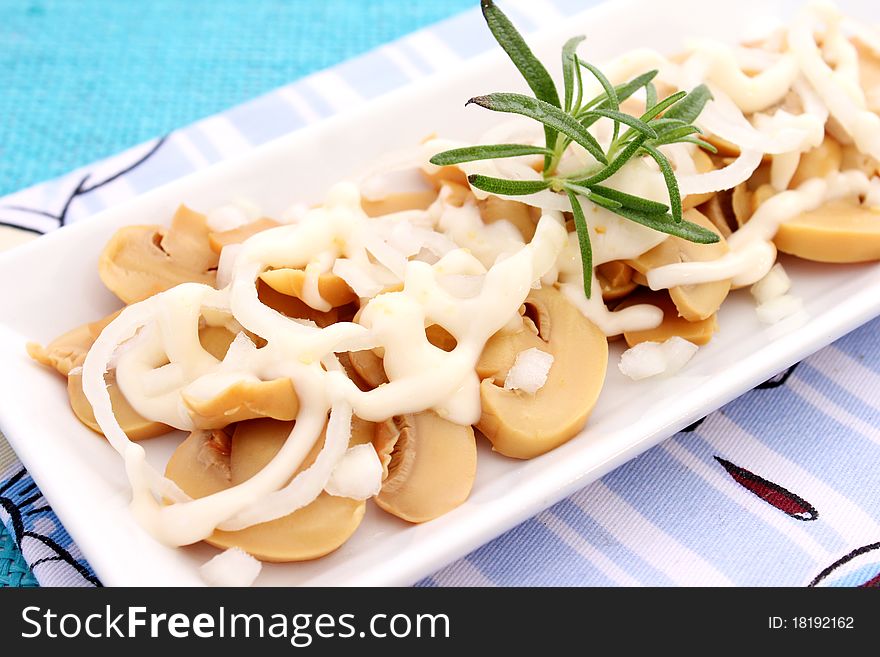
[431,0,719,298]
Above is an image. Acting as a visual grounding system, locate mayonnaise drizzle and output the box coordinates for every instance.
[648,170,875,289]
[84,183,567,546]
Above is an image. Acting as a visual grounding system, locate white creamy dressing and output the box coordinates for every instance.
[80,2,879,548]
[82,184,568,545]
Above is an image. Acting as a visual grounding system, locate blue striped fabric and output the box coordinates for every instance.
[1,0,879,587]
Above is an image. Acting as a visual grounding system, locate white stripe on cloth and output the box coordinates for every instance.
[787,376,880,446]
[537,510,643,586]
[571,483,735,586]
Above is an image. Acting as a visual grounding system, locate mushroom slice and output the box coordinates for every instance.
[67,370,170,441]
[198,325,236,360]
[627,209,730,321]
[789,136,842,189]
[165,418,367,562]
[99,205,219,304]
[476,286,608,460]
[27,311,119,377]
[257,281,339,328]
[478,195,537,241]
[682,148,716,211]
[208,218,280,254]
[618,291,718,347]
[421,165,469,190]
[347,349,388,389]
[361,190,437,217]
[774,200,880,263]
[699,193,735,239]
[259,268,356,308]
[596,261,637,301]
[372,412,476,523]
[182,378,300,430]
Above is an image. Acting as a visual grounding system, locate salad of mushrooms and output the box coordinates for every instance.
[27,1,880,572]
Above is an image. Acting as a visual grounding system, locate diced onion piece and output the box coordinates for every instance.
[750,263,791,305]
[324,444,383,500]
[756,294,803,325]
[206,198,261,232]
[618,337,699,380]
[199,547,262,587]
[504,347,554,394]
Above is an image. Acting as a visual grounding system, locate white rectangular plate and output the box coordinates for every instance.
[1,0,878,586]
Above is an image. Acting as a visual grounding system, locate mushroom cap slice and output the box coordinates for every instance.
[790,135,842,189]
[67,371,170,441]
[774,200,880,263]
[27,311,119,377]
[347,349,388,389]
[682,148,716,211]
[256,280,340,328]
[478,195,537,241]
[183,378,300,430]
[618,291,717,347]
[165,417,369,562]
[361,190,437,217]
[596,261,637,301]
[627,209,730,321]
[259,268,356,308]
[98,205,218,304]
[208,218,280,254]
[476,286,608,460]
[372,411,477,523]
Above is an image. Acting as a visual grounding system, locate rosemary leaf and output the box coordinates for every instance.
[562,36,586,112]
[430,144,553,166]
[582,108,658,138]
[641,90,687,122]
[467,174,552,196]
[640,143,682,223]
[468,93,607,164]
[609,205,719,243]
[645,82,658,111]
[481,0,561,158]
[664,84,713,124]
[565,189,593,298]
[586,190,623,211]
[589,184,669,214]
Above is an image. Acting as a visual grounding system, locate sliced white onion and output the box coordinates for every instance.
[750,263,791,305]
[677,148,763,196]
[789,4,880,160]
[220,401,354,530]
[216,243,242,289]
[504,347,554,394]
[332,258,385,298]
[324,443,383,500]
[618,337,699,380]
[756,294,804,324]
[199,547,262,587]
[362,234,408,280]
